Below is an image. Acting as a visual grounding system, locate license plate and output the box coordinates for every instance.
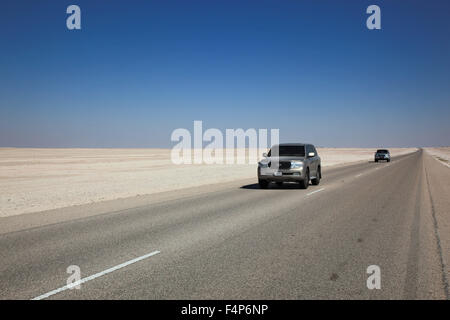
[274,171,282,177]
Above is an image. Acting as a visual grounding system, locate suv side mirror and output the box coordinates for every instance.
[308,152,315,157]
[262,152,268,158]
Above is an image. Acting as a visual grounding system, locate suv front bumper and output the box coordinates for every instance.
[258,167,306,182]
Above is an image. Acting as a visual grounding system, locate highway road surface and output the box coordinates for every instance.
[0,149,449,299]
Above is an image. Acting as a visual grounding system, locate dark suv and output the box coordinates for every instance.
[374,149,390,162]
[257,143,321,189]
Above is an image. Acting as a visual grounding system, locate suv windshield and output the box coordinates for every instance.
[376,149,388,153]
[268,146,305,157]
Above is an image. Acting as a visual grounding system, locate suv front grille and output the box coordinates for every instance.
[279,161,291,169]
[268,161,292,169]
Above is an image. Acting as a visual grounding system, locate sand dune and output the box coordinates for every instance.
[0,147,417,217]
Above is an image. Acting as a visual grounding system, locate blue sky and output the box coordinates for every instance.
[1,0,449,148]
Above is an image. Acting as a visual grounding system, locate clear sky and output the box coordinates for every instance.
[1,0,449,148]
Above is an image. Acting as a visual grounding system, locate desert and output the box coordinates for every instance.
[0,147,417,217]
[424,147,450,168]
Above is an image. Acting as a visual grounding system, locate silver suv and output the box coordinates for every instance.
[257,143,321,189]
[374,149,390,162]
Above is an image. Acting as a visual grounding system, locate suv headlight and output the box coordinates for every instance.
[290,161,303,169]
[258,161,269,168]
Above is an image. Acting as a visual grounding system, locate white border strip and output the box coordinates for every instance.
[306,188,325,196]
[32,250,161,300]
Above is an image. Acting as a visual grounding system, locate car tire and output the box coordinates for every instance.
[299,169,309,189]
[276,182,283,187]
[387,159,390,162]
[259,179,269,189]
[375,159,378,162]
[311,167,321,185]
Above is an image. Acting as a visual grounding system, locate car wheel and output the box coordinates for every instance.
[375,159,378,162]
[299,169,309,189]
[387,159,390,162]
[259,179,269,189]
[311,166,321,185]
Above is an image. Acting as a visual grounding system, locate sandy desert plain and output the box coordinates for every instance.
[424,147,450,168]
[0,147,422,217]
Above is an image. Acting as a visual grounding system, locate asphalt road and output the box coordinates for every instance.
[0,149,449,299]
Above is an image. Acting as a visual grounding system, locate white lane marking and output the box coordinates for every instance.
[356,173,363,177]
[32,250,161,300]
[307,188,325,196]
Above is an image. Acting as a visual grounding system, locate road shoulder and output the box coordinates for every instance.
[423,151,450,298]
